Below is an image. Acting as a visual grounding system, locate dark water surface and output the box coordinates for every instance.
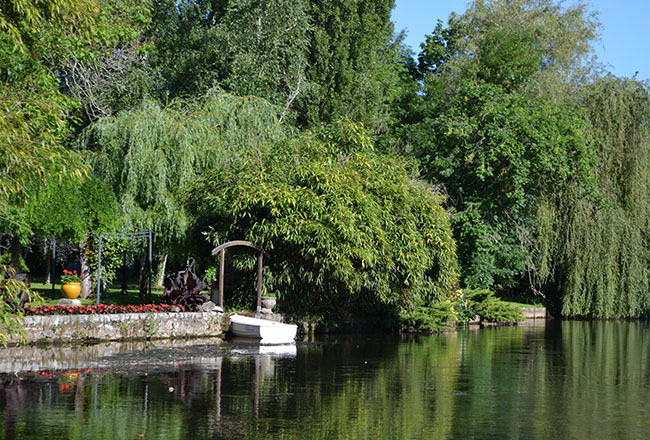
[2,320,650,439]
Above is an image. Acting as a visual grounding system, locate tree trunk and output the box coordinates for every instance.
[155,254,167,288]
[80,237,93,299]
[138,255,149,302]
[44,242,52,285]
[10,237,22,269]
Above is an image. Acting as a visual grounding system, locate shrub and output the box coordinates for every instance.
[0,264,41,346]
[189,120,459,327]
[463,289,524,323]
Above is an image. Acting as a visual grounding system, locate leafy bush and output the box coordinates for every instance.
[0,253,29,273]
[400,301,457,331]
[463,289,524,323]
[0,264,41,346]
[189,120,459,327]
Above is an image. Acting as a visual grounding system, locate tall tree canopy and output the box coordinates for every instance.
[536,77,650,317]
[404,0,599,292]
[147,0,401,131]
[0,0,95,211]
[148,0,310,112]
[78,90,287,253]
[294,0,401,130]
[1,0,153,265]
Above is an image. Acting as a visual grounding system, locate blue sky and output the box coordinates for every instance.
[392,0,650,80]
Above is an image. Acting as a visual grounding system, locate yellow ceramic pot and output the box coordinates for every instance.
[61,283,81,299]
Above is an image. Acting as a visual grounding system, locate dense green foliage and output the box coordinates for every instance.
[189,120,458,324]
[403,0,650,319]
[463,289,524,323]
[404,0,599,293]
[78,91,286,252]
[294,0,401,130]
[2,0,650,327]
[148,0,310,109]
[0,264,41,345]
[0,0,93,213]
[148,0,400,131]
[536,77,650,317]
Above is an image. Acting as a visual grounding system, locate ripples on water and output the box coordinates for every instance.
[2,320,650,439]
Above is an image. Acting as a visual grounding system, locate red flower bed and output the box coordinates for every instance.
[24,303,184,316]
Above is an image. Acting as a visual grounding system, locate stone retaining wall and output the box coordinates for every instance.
[5,312,224,345]
[520,307,548,319]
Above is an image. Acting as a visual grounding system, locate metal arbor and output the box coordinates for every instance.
[211,240,268,312]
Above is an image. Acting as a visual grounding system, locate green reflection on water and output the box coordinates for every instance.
[2,321,650,439]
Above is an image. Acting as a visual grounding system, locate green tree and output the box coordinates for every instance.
[78,90,287,293]
[20,178,118,245]
[189,120,459,328]
[0,0,95,214]
[294,0,401,131]
[61,0,154,127]
[406,0,599,292]
[148,0,310,116]
[536,77,650,317]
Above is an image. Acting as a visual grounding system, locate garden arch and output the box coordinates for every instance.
[211,241,268,312]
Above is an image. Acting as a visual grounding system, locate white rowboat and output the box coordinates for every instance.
[229,314,298,343]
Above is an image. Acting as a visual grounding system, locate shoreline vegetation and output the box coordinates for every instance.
[6,301,534,346]
[2,0,649,345]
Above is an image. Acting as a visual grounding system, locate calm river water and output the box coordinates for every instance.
[2,320,650,439]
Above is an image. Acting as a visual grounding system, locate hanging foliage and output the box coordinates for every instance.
[536,77,650,317]
[78,89,288,254]
[0,263,41,346]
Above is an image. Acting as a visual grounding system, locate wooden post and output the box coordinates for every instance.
[256,252,263,312]
[219,248,225,308]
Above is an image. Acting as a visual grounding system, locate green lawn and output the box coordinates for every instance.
[28,282,165,306]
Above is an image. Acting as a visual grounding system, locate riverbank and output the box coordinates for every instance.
[2,303,548,346]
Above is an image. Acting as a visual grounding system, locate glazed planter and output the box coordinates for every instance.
[61,283,81,299]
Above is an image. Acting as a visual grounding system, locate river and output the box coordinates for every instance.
[2,320,650,439]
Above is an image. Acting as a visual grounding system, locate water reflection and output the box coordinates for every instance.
[2,321,650,439]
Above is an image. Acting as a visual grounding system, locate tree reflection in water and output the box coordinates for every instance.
[2,322,650,439]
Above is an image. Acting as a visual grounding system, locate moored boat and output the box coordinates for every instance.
[229,314,298,343]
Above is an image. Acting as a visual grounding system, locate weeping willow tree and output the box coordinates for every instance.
[78,90,289,287]
[537,77,650,317]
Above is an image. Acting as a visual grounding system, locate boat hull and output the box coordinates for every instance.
[229,314,297,343]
